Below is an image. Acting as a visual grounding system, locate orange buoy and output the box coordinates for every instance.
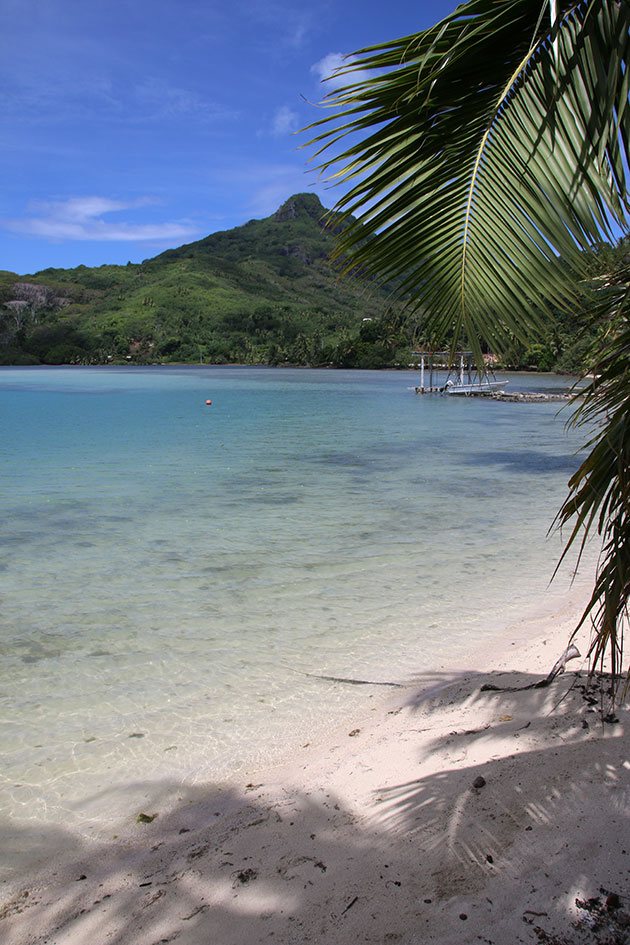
[205,399,212,406]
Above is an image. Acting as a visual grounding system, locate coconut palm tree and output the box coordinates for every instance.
[307,0,629,684]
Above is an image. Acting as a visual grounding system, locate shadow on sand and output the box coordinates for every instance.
[1,671,628,945]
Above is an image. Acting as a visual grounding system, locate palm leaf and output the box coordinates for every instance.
[307,0,629,362]
[554,253,630,683]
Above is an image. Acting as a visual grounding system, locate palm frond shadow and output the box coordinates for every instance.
[373,738,627,899]
[0,780,396,945]
[1,673,627,945]
[370,671,628,905]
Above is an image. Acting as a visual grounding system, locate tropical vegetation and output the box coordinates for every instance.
[307,0,629,684]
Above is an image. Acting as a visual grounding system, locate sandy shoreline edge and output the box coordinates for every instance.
[2,584,628,945]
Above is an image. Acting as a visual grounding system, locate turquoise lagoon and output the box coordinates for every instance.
[0,366,590,859]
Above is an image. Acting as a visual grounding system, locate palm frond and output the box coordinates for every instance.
[554,253,630,683]
[307,0,629,362]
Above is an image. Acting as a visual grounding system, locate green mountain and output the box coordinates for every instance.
[0,194,410,369]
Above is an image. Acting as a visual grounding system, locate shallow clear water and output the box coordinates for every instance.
[0,366,589,854]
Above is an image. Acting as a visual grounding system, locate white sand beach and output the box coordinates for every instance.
[1,586,628,945]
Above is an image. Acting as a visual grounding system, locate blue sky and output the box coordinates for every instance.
[0,0,455,274]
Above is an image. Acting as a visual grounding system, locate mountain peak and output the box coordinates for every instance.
[273,193,326,224]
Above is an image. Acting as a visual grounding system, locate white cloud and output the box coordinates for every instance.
[3,196,200,243]
[311,52,373,90]
[270,105,299,137]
